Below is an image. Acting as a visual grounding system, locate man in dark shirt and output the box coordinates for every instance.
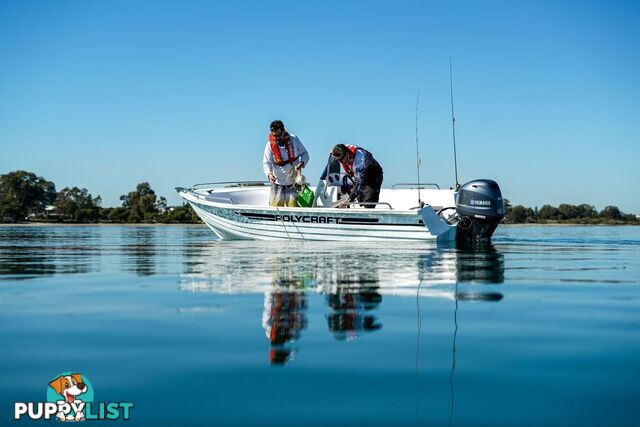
[331,144,384,209]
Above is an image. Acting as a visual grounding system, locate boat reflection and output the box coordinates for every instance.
[456,244,505,284]
[180,241,505,365]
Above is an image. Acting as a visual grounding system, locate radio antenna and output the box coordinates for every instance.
[415,92,423,207]
[449,57,460,191]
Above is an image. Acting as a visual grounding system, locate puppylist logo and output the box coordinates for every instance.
[14,372,134,422]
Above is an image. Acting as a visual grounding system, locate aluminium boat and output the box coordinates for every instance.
[176,177,505,243]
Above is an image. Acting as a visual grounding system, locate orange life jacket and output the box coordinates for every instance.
[338,144,358,176]
[269,132,297,166]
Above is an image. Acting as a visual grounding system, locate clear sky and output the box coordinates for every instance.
[1,0,639,213]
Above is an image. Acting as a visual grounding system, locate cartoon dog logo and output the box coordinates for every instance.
[48,373,87,422]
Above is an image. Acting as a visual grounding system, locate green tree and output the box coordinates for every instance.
[0,170,56,222]
[99,207,127,223]
[600,205,622,220]
[538,204,559,221]
[558,204,580,220]
[576,204,597,218]
[157,203,201,223]
[119,182,167,223]
[505,204,535,223]
[54,187,102,222]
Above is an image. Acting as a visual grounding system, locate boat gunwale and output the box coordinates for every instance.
[180,189,433,217]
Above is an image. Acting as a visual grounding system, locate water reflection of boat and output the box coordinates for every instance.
[455,244,505,284]
[179,241,505,365]
[180,241,504,299]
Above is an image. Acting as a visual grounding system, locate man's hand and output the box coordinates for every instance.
[295,162,304,172]
[268,173,277,183]
[337,200,350,209]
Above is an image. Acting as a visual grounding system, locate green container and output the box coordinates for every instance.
[296,185,314,208]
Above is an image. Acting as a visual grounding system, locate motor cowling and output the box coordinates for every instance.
[455,179,505,243]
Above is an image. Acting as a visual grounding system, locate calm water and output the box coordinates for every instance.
[1,225,639,426]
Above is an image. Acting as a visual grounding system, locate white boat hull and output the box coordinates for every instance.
[179,186,456,242]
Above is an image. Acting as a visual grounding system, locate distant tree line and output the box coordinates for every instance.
[2,170,637,225]
[0,170,200,224]
[504,200,639,225]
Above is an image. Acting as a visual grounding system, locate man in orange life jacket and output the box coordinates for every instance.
[262,120,310,207]
[331,144,383,209]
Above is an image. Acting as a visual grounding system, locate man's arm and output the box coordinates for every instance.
[263,143,276,182]
[294,137,309,169]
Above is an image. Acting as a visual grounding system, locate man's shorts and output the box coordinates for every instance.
[269,183,300,207]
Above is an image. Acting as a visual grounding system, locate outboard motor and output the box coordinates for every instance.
[455,179,505,244]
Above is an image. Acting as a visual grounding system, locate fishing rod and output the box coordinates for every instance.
[415,92,423,207]
[449,57,460,191]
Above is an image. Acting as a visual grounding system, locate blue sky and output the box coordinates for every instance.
[1,0,639,213]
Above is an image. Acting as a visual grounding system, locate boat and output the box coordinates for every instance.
[176,176,505,243]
